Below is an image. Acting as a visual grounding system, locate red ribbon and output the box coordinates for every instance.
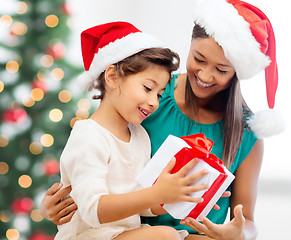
[170,133,225,174]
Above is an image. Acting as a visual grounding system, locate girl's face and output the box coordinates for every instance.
[113,65,169,125]
[186,37,236,101]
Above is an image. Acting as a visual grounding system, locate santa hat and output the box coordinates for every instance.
[78,21,164,90]
[192,0,284,138]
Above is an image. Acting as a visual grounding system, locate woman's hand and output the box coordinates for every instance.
[181,204,246,240]
[39,183,77,225]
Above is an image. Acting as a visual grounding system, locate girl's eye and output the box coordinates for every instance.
[144,86,151,92]
[194,56,204,63]
[216,68,227,74]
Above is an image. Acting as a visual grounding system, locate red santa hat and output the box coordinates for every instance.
[78,21,164,90]
[192,0,284,138]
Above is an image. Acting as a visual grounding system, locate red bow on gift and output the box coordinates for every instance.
[171,133,224,174]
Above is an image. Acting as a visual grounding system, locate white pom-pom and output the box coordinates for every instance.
[77,71,94,91]
[247,109,285,138]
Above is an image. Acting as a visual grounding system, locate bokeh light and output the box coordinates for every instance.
[70,117,81,128]
[40,55,54,68]
[0,81,4,92]
[18,175,32,188]
[51,68,64,80]
[45,15,59,28]
[22,96,35,107]
[40,134,54,147]
[30,209,44,222]
[0,135,9,147]
[0,15,13,27]
[37,69,47,81]
[15,1,28,14]
[29,142,43,155]
[11,22,28,36]
[58,90,71,103]
[6,228,19,240]
[76,110,89,119]
[31,88,44,101]
[0,211,10,223]
[0,162,9,174]
[78,98,91,111]
[49,109,63,122]
[6,61,19,73]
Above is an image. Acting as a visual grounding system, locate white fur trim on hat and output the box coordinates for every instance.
[192,0,270,80]
[247,109,285,138]
[89,32,164,82]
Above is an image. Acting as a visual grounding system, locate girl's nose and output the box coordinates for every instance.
[148,94,159,110]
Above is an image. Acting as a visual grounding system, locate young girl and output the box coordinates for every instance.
[41,1,284,239]
[54,21,210,240]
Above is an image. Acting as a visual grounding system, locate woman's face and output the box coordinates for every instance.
[186,37,236,101]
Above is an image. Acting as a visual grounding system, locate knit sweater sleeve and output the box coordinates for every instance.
[60,121,111,227]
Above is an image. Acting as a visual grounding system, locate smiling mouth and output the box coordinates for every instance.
[139,107,150,118]
[195,76,214,88]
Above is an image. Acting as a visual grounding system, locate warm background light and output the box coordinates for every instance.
[11,22,28,36]
[0,135,9,147]
[0,211,10,223]
[31,88,44,101]
[0,81,4,92]
[40,55,54,68]
[0,15,13,27]
[16,1,28,14]
[22,96,35,107]
[51,68,64,80]
[30,209,44,222]
[49,109,63,122]
[29,142,43,155]
[0,162,9,174]
[58,90,71,103]
[40,134,54,147]
[78,98,91,111]
[18,175,32,188]
[6,229,19,240]
[45,15,59,28]
[6,61,19,73]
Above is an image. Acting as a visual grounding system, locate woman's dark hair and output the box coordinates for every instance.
[88,48,180,100]
[186,23,252,168]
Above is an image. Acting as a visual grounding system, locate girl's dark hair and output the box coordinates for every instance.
[88,48,180,100]
[186,23,252,168]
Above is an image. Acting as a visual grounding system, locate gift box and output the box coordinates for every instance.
[137,133,235,220]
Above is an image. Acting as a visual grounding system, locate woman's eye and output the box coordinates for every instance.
[194,56,204,63]
[217,68,227,74]
[144,86,151,92]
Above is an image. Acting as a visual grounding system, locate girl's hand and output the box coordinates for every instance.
[152,158,209,204]
[39,183,78,225]
[181,204,246,240]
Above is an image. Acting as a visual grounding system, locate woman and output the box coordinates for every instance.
[40,0,283,239]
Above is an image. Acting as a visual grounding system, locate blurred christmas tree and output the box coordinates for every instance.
[0,1,90,239]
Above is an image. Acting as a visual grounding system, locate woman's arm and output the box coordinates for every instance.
[39,183,77,225]
[229,139,264,239]
[181,139,264,240]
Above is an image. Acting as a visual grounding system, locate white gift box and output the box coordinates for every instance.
[137,134,235,220]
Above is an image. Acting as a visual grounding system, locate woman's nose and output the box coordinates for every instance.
[197,67,214,83]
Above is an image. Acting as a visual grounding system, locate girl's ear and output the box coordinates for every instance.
[104,65,119,90]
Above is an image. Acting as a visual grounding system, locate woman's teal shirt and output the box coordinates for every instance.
[141,74,257,233]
